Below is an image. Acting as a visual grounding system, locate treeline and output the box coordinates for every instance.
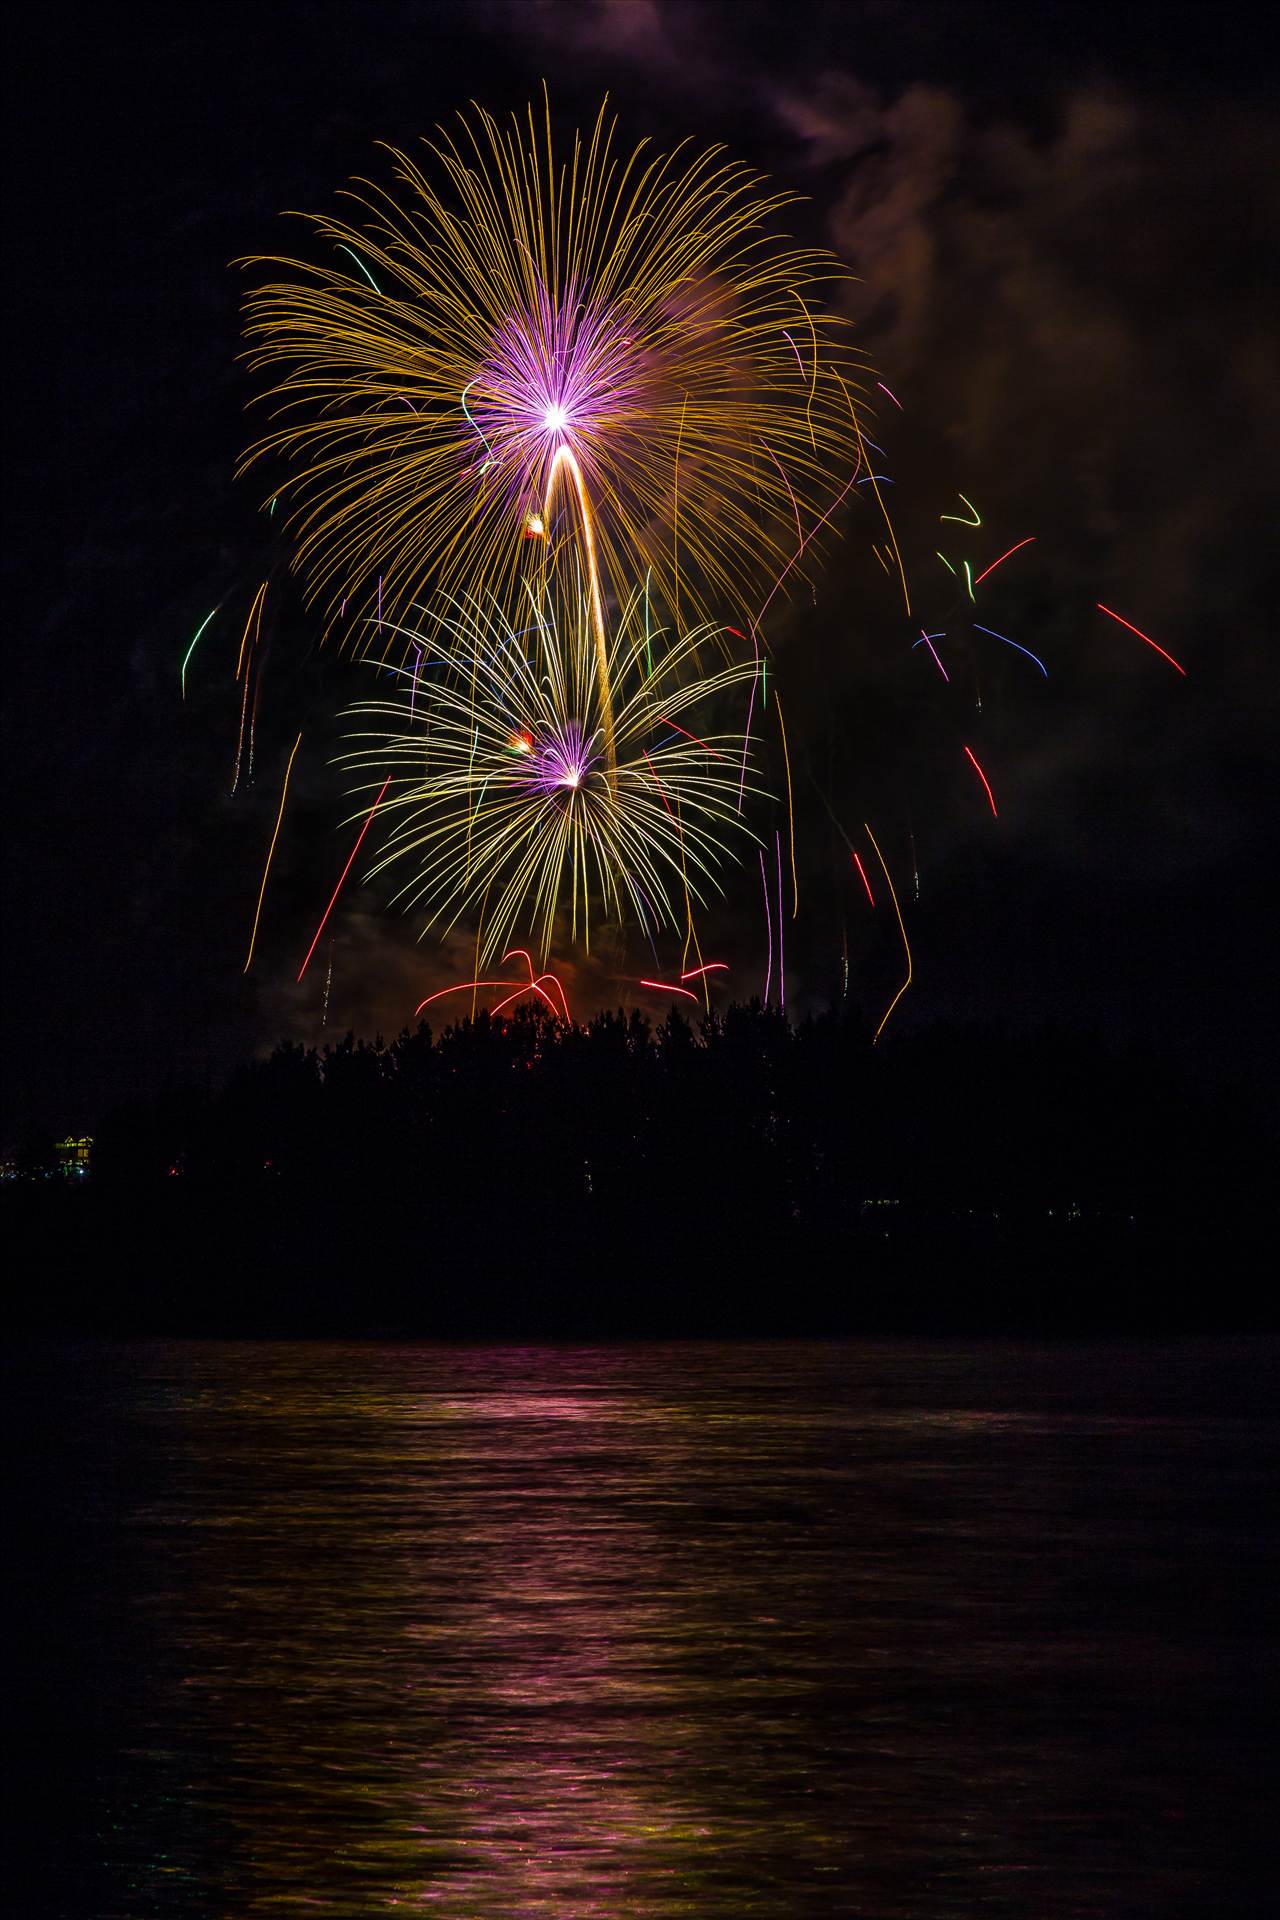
[7,1004,1272,1335]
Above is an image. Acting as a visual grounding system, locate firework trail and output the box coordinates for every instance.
[915,631,950,681]
[972,623,1047,678]
[321,940,334,1031]
[864,823,912,1044]
[181,605,220,698]
[940,494,981,528]
[244,731,303,973]
[297,774,393,981]
[963,744,999,817]
[638,978,699,1002]
[1096,603,1187,675]
[775,828,785,1012]
[759,847,773,1007]
[231,582,268,794]
[415,948,571,1022]
[974,536,1036,585]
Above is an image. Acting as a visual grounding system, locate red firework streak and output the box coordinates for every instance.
[963,745,998,817]
[1096,603,1187,676]
[973,537,1036,586]
[297,776,392,981]
[638,979,699,1001]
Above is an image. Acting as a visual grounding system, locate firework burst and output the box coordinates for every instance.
[238,95,868,653]
[338,580,768,966]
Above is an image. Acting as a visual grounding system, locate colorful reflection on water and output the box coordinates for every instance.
[18,1340,1276,1916]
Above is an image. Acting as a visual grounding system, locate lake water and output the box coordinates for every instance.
[14,1339,1276,1917]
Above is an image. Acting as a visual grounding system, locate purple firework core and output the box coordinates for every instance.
[527,721,595,797]
[470,291,642,491]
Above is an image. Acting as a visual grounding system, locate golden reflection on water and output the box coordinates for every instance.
[51,1341,1277,1917]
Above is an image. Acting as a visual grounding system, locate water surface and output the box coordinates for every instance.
[16,1340,1276,1916]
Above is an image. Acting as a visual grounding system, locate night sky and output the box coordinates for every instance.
[5,0,1277,1141]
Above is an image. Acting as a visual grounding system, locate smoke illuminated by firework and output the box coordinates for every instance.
[339,577,768,966]
[238,94,869,651]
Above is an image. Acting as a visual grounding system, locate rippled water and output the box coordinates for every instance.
[15,1340,1276,1917]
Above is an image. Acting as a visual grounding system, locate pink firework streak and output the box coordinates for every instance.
[917,631,950,682]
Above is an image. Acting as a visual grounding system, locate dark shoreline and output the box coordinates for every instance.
[11,1009,1271,1340]
[9,1184,1269,1340]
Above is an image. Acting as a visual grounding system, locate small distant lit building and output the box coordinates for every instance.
[55,1135,93,1178]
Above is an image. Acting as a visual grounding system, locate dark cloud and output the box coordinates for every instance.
[806,76,1278,833]
[480,0,728,96]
